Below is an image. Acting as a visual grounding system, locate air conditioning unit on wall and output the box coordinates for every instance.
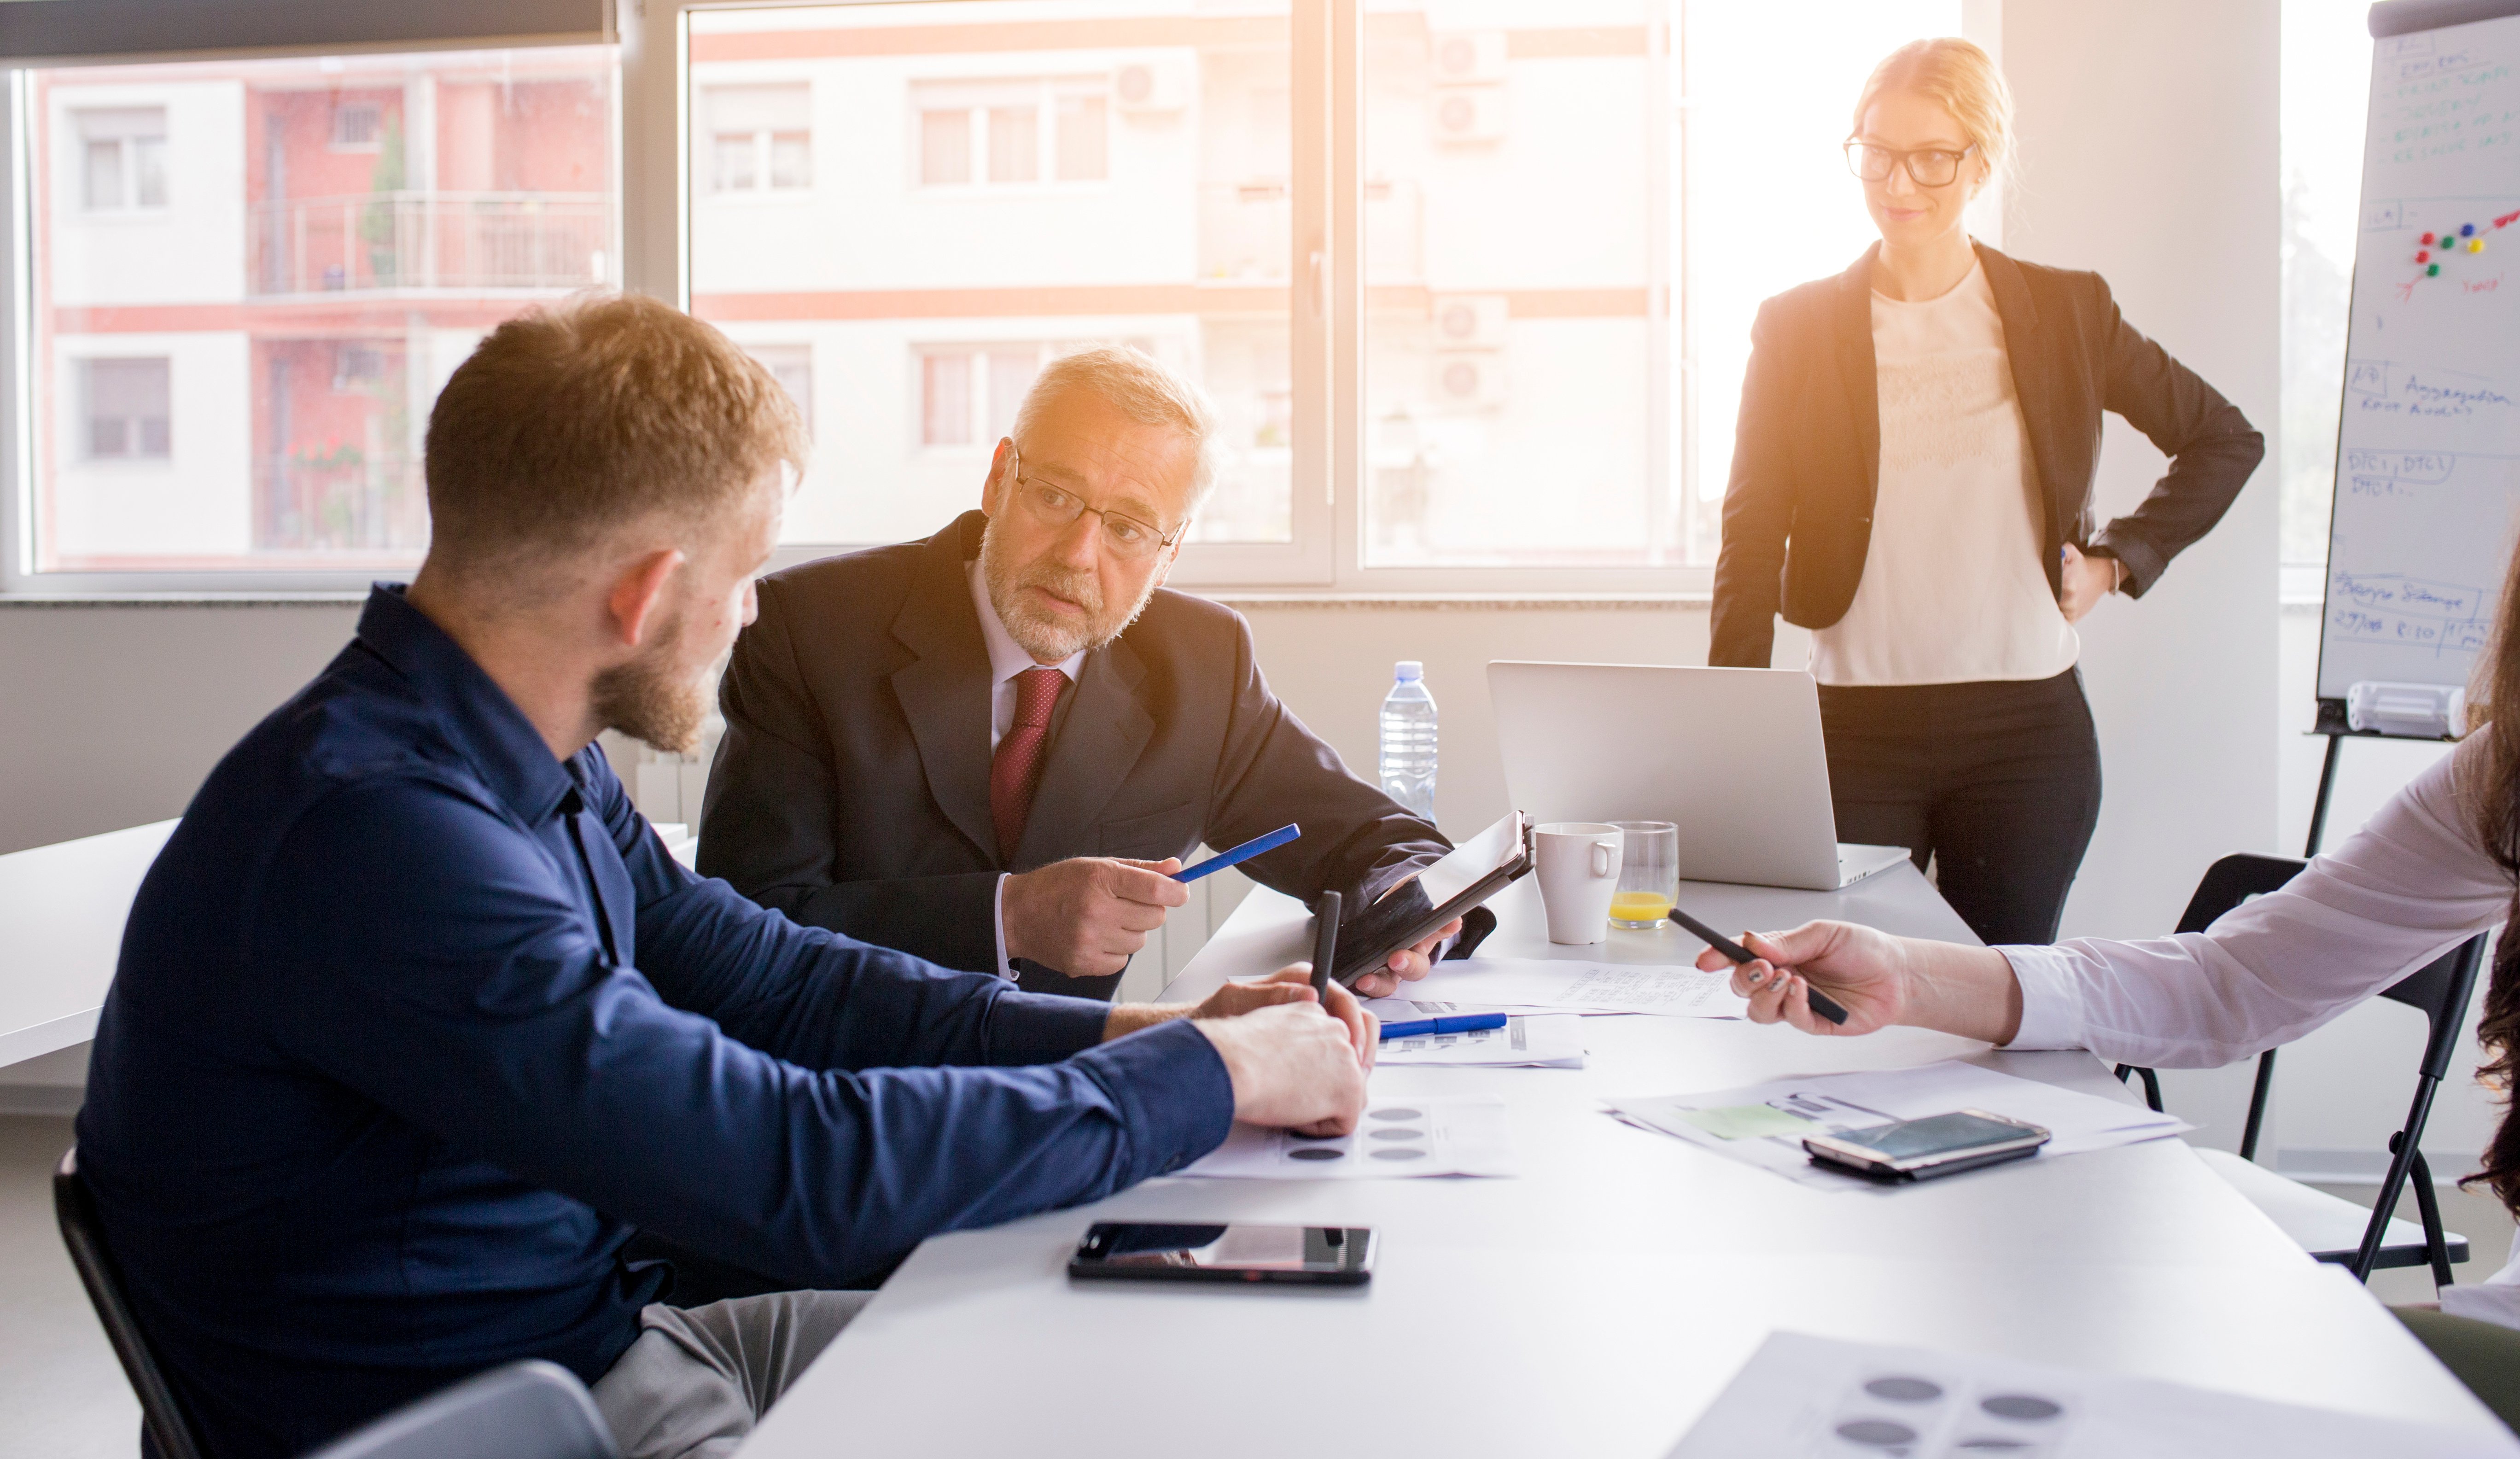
[1113,60,1189,114]
[1429,87,1505,146]
[1430,294,1509,350]
[1432,351,1507,411]
[1429,30,1507,85]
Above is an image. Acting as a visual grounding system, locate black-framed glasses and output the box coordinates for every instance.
[999,443,1186,562]
[1843,140,1978,188]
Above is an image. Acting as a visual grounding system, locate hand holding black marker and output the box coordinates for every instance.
[1309,889,1342,1000]
[1668,905,1851,1026]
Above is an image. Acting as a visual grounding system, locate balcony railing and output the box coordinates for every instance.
[250,192,607,296]
[257,454,427,554]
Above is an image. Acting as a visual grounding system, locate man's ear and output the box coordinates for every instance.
[980,438,1012,518]
[606,546,687,649]
[1148,530,1187,592]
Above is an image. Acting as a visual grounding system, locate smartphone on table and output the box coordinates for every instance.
[1068,1222,1377,1286]
[1802,1109,2051,1183]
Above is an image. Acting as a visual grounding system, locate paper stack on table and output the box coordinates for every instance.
[1604,1059,2188,1188]
[1403,957,1749,1018]
[1365,1004,1587,1068]
[1177,1095,1515,1180]
[1668,1329,2520,1458]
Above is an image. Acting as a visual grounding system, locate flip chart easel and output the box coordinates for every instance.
[2309,0,2520,852]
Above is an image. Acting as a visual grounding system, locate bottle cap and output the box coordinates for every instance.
[1394,660,1424,682]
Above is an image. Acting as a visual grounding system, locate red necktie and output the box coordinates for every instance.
[990,666,1068,862]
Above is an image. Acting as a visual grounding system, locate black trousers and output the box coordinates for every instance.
[1818,667,2102,946]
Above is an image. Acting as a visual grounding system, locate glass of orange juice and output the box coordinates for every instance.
[1607,821,1679,929]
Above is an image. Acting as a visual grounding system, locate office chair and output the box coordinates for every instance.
[53,1146,205,1459]
[303,1360,619,1459]
[2114,853,2484,1285]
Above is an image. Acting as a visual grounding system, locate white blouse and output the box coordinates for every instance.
[1810,259,2081,687]
[2001,734,2520,1323]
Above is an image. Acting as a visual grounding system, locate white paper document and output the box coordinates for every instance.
[1364,1007,1587,1068]
[1604,1060,2188,1188]
[1177,1095,1516,1180]
[1406,957,1749,1018]
[1668,1329,2520,1458]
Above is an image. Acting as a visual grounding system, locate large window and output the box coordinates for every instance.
[2,4,1979,591]
[2281,0,2375,584]
[20,46,618,577]
[689,2,1299,559]
[690,0,1962,588]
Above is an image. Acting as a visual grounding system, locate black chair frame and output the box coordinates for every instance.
[2115,852,2489,1285]
[54,1146,206,1459]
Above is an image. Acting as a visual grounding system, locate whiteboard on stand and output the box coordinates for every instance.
[2318,0,2520,717]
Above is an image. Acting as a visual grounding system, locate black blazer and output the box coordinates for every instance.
[699,511,1449,999]
[1709,242,2264,669]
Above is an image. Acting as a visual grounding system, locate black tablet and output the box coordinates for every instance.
[1330,811,1531,988]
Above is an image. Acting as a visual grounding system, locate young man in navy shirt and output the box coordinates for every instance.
[75,293,1375,1459]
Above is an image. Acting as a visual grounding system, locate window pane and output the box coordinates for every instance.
[747,344,814,435]
[132,136,167,207]
[986,348,1038,441]
[1360,0,1960,570]
[1056,93,1107,181]
[715,133,758,191]
[987,105,1039,184]
[83,357,170,460]
[921,109,972,186]
[922,352,973,445]
[29,48,619,573]
[770,131,812,189]
[2281,0,2373,570]
[1362,7,1660,567]
[83,139,122,210]
[691,3,1295,549]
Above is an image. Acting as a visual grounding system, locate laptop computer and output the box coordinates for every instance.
[1488,660,1912,892]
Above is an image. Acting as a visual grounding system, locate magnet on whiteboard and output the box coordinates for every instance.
[2346,681,2468,739]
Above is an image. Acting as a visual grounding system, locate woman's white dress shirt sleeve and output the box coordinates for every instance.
[2000,735,2508,1068]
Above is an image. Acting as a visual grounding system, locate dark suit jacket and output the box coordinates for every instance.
[700,511,1450,999]
[1709,242,2265,668]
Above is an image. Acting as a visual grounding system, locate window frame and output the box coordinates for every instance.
[0,18,618,596]
[0,0,1986,599]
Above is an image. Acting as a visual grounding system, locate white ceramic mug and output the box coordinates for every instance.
[1534,822,1624,945]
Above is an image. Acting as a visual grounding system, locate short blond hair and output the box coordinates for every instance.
[425,292,805,585]
[1853,37,2014,191]
[1010,345,1220,514]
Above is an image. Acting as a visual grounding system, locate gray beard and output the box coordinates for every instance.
[978,515,1160,661]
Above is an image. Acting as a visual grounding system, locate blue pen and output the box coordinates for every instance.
[1171,823,1301,882]
[1378,1012,1510,1041]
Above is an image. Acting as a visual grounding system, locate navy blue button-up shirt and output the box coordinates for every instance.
[76,586,1235,1458]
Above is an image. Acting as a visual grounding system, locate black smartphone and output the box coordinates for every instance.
[1801,1109,2051,1183]
[1068,1222,1377,1285]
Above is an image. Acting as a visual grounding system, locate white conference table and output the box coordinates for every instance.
[0,819,175,1068]
[739,863,2505,1456]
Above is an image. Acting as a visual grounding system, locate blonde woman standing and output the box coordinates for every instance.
[1710,38,2263,944]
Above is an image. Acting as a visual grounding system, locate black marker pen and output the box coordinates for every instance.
[1668,905,1850,1026]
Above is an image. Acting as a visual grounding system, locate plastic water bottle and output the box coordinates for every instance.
[1378,661,1438,821]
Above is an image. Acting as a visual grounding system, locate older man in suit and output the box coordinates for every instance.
[700,347,1457,1001]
